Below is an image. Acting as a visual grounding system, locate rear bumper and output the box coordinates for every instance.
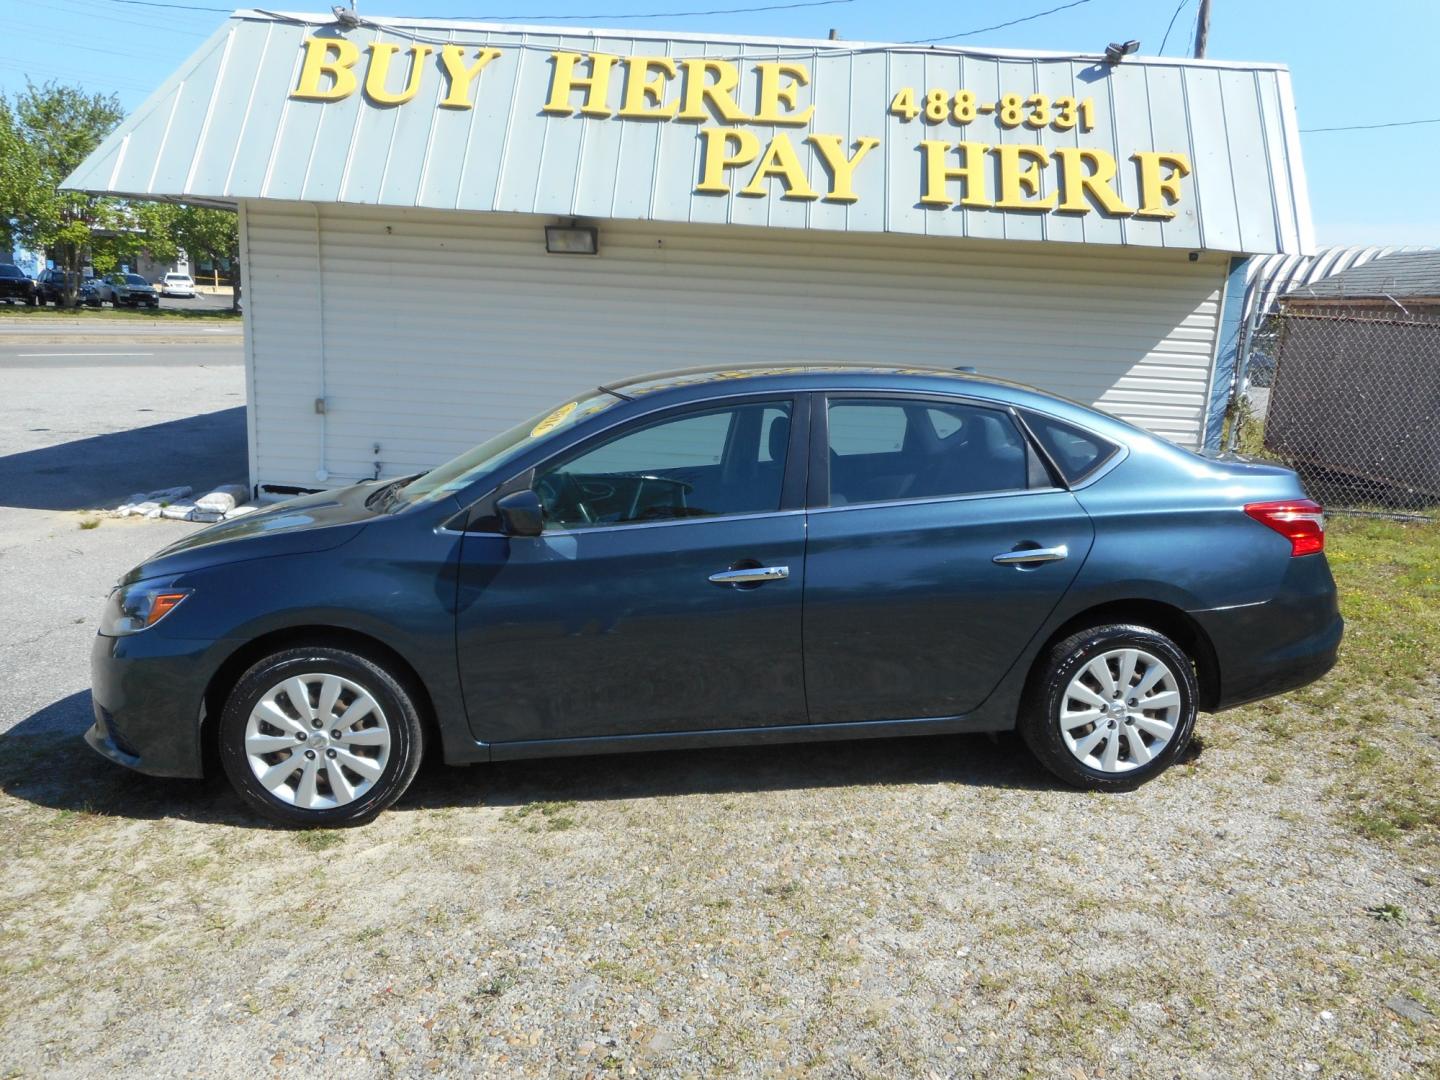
[88,630,219,778]
[1193,554,1343,711]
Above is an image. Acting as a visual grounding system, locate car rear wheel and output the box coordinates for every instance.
[218,646,425,827]
[1019,623,1198,791]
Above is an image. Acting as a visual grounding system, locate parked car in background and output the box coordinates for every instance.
[106,273,160,309]
[160,272,197,298]
[0,263,37,305]
[86,364,1342,826]
[34,268,80,306]
[77,279,104,307]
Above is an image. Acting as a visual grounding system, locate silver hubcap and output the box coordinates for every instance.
[244,673,391,810]
[1059,648,1181,774]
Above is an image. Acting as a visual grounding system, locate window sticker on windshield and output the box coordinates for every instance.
[530,402,578,438]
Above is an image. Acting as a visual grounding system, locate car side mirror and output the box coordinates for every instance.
[496,489,545,537]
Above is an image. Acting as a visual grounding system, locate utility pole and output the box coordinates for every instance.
[1193,0,1212,58]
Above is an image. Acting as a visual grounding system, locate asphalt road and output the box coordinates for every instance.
[0,339,245,737]
[0,339,243,366]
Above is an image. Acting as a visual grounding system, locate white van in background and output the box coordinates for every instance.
[161,272,196,298]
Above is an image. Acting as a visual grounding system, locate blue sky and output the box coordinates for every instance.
[5,0,1437,247]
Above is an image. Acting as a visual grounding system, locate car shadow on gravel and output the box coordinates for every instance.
[0,692,253,827]
[3,692,1063,829]
[405,733,1061,816]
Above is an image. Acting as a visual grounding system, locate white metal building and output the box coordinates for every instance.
[65,10,1313,495]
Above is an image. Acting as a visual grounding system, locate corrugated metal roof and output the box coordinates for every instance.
[64,9,1314,255]
[1282,250,1440,301]
[1242,245,1438,324]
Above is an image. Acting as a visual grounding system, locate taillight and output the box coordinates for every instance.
[1244,499,1325,556]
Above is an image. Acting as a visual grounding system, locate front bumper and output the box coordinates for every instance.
[88,630,220,778]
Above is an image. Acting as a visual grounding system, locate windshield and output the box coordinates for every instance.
[0,265,22,279]
[392,390,624,506]
[125,274,147,285]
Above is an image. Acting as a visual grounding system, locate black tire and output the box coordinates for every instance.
[218,645,425,827]
[1019,623,1198,792]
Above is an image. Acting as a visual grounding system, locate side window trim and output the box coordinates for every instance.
[1009,408,1070,490]
[1014,407,1125,488]
[809,391,1062,510]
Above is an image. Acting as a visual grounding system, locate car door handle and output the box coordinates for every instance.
[708,565,790,585]
[992,545,1069,566]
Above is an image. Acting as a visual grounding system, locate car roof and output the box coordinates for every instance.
[607,362,1073,412]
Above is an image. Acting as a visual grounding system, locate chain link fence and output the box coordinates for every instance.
[1229,309,1440,519]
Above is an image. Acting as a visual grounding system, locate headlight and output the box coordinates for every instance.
[99,583,191,636]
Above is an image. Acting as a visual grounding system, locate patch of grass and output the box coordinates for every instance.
[0,304,239,322]
[1249,518,1440,852]
[295,830,344,852]
[502,800,579,833]
[77,518,101,530]
[475,972,513,997]
[1366,903,1405,923]
[763,881,802,901]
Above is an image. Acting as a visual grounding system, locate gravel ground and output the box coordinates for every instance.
[0,349,1436,1079]
[1,708,1436,1079]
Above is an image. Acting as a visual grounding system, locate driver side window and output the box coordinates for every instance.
[535,401,792,530]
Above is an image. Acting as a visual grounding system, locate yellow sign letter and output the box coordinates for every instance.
[1132,151,1192,219]
[696,128,762,194]
[753,62,815,126]
[543,52,617,117]
[919,140,993,208]
[618,56,679,119]
[364,43,433,106]
[806,135,880,203]
[740,134,819,200]
[438,45,501,109]
[993,144,1057,211]
[1055,148,1136,215]
[292,37,361,101]
[678,59,752,123]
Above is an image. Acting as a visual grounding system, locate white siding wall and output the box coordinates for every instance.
[242,200,1226,491]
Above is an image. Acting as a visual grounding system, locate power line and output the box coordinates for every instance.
[1301,116,1440,133]
[1157,0,1190,56]
[92,0,853,17]
[905,0,1092,45]
[52,0,214,37]
[467,0,850,18]
[93,0,232,10]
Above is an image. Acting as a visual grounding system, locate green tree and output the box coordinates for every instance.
[170,205,240,312]
[0,97,44,260]
[3,80,126,306]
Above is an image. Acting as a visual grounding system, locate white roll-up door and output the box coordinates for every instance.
[241,200,1225,492]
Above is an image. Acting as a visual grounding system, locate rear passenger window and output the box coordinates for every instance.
[828,404,907,455]
[1022,411,1118,483]
[826,398,1030,505]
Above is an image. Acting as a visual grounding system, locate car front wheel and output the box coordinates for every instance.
[1019,623,1198,791]
[218,645,425,827]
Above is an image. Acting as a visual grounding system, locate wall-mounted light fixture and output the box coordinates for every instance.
[1104,40,1141,64]
[545,222,599,255]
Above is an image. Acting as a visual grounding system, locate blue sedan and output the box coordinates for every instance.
[88,365,1341,826]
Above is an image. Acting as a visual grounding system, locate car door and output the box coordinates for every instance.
[803,393,1095,724]
[455,395,809,746]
